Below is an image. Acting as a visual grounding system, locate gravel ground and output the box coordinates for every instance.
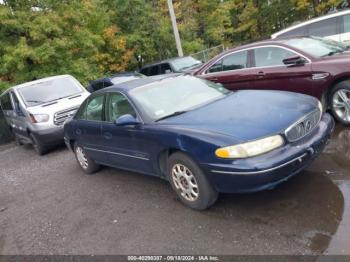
[0,125,349,255]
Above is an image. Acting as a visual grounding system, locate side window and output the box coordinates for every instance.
[343,14,350,33]
[207,60,223,73]
[106,93,136,122]
[278,26,307,38]
[75,100,88,120]
[148,65,159,76]
[308,17,337,37]
[92,81,105,92]
[0,93,13,111]
[11,92,23,115]
[140,67,150,76]
[160,63,172,74]
[86,95,104,121]
[254,47,296,67]
[222,51,248,71]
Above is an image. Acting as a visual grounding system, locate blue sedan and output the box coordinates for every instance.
[64,75,334,210]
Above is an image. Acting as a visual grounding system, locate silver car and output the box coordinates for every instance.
[0,75,90,155]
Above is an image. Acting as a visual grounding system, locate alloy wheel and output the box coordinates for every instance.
[332,89,350,123]
[76,146,88,169]
[171,163,199,202]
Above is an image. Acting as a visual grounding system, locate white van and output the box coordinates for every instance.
[271,9,350,43]
[0,75,90,155]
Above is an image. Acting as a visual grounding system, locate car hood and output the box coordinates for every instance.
[27,92,89,115]
[158,90,319,142]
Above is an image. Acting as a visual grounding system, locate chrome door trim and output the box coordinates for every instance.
[202,45,311,76]
[84,146,150,161]
[211,153,308,175]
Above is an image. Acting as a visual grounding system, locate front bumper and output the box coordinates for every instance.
[203,113,334,193]
[31,126,64,146]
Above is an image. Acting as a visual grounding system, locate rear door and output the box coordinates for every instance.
[74,94,106,163]
[199,50,253,90]
[0,92,15,128]
[10,92,27,138]
[251,46,314,96]
[99,92,153,174]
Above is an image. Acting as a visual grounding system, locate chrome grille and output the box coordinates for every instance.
[285,109,321,142]
[54,107,79,126]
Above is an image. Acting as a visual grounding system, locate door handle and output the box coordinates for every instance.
[210,77,219,81]
[103,132,112,140]
[256,71,265,78]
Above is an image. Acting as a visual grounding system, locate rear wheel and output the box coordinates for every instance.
[167,152,218,210]
[74,144,100,174]
[30,133,47,155]
[330,81,350,125]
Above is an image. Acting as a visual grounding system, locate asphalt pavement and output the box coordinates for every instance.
[0,125,349,255]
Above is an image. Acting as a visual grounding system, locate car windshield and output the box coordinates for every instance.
[285,37,349,57]
[18,77,83,107]
[171,57,202,71]
[129,76,230,121]
[111,73,145,85]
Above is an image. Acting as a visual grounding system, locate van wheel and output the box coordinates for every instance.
[330,81,350,125]
[167,152,218,210]
[30,133,47,155]
[74,144,100,174]
[14,133,23,146]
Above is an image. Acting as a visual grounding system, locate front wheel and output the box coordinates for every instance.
[330,81,350,125]
[74,144,100,174]
[167,152,218,210]
[30,133,47,155]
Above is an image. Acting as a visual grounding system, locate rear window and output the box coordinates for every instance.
[0,93,13,110]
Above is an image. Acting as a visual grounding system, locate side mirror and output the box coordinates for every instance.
[283,56,306,67]
[165,69,172,74]
[115,114,140,126]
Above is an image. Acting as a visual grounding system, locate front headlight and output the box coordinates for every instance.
[30,114,49,123]
[215,135,284,159]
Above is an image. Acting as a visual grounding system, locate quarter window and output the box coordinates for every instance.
[254,47,296,67]
[0,93,13,111]
[86,95,104,121]
[308,17,337,37]
[343,14,350,33]
[207,60,223,73]
[106,93,136,122]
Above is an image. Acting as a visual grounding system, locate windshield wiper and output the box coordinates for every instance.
[26,100,45,104]
[323,50,343,57]
[155,111,187,122]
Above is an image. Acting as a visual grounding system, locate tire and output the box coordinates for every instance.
[167,152,218,210]
[30,133,47,155]
[74,143,100,174]
[329,80,350,125]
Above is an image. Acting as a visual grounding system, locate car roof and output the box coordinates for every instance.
[140,56,193,69]
[272,9,350,38]
[94,73,183,94]
[91,72,143,83]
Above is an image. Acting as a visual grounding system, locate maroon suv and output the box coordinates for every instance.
[194,36,350,125]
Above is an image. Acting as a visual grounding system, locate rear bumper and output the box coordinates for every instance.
[31,126,64,146]
[202,113,334,193]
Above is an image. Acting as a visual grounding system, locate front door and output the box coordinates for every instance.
[251,46,313,96]
[74,94,106,163]
[100,92,153,174]
[199,50,253,90]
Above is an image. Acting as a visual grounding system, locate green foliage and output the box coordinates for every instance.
[0,0,348,92]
